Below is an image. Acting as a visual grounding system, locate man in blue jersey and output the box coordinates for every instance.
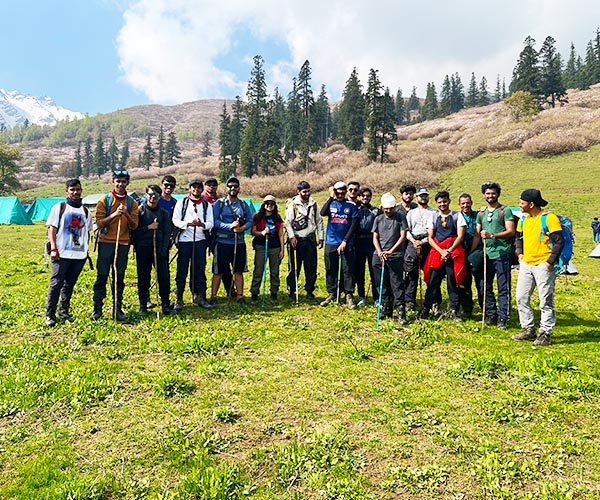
[320,181,359,308]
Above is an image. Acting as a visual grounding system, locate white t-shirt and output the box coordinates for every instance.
[46,202,93,259]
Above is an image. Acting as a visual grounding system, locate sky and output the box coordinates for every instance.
[1,0,599,115]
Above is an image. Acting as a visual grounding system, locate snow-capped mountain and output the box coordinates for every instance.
[0,88,84,128]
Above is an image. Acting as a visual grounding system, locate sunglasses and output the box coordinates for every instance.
[348,187,358,192]
[441,215,448,228]
[147,192,160,198]
[227,184,240,189]
[163,183,175,188]
[264,201,276,206]
[487,212,494,223]
[113,169,128,176]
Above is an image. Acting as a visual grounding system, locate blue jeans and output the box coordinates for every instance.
[484,252,512,321]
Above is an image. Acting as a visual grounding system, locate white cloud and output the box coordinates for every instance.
[117,0,600,103]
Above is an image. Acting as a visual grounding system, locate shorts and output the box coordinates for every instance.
[213,241,248,275]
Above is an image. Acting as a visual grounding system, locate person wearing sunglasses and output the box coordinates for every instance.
[93,169,139,321]
[458,193,484,320]
[354,187,380,307]
[158,175,177,217]
[347,181,361,205]
[131,185,174,315]
[250,195,285,304]
[419,191,467,321]
[471,182,516,330]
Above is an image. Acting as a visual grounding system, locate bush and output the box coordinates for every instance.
[504,91,540,122]
[522,128,594,157]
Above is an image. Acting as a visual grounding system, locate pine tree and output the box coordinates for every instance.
[494,75,502,102]
[466,72,479,107]
[594,28,600,83]
[83,135,93,177]
[338,68,365,150]
[230,96,244,170]
[562,42,580,89]
[314,85,330,147]
[379,87,397,163]
[510,36,541,99]
[450,74,465,112]
[218,101,234,179]
[421,82,439,120]
[261,97,286,175]
[407,86,420,111]
[271,88,287,148]
[93,131,106,176]
[200,131,212,157]
[74,142,82,178]
[365,68,384,161]
[165,132,181,166]
[478,76,490,106]
[502,78,507,98]
[581,40,598,89]
[285,78,301,160]
[395,88,406,124]
[108,137,119,170]
[156,126,165,168]
[240,55,268,177]
[297,60,315,173]
[120,141,130,167]
[142,133,155,170]
[539,36,567,107]
[440,75,452,115]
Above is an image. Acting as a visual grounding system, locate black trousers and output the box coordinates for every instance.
[286,236,318,294]
[324,244,355,295]
[176,240,208,298]
[355,239,378,300]
[45,258,86,315]
[93,242,130,306]
[136,245,171,307]
[373,253,404,311]
[424,259,460,311]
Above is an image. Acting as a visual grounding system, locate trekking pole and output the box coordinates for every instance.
[261,233,269,307]
[191,203,198,304]
[228,232,238,304]
[113,215,122,321]
[294,246,299,306]
[153,221,160,320]
[376,258,385,330]
[418,251,423,309]
[336,252,342,305]
[481,239,488,329]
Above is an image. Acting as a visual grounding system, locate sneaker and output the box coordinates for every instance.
[511,327,537,341]
[320,294,335,307]
[397,311,407,326]
[91,309,103,321]
[208,298,218,307]
[236,297,247,306]
[417,308,429,320]
[306,292,316,302]
[115,309,126,322]
[405,302,416,312]
[270,293,278,305]
[484,314,498,326]
[356,296,366,307]
[533,330,551,347]
[45,315,57,327]
[162,305,175,315]
[449,310,462,322]
[497,318,508,330]
[173,299,184,313]
[57,311,76,322]
[251,295,259,305]
[138,307,149,316]
[346,293,356,309]
[146,300,156,309]
[431,303,440,316]
[198,298,214,309]
[191,293,199,305]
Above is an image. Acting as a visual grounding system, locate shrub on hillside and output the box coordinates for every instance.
[522,128,594,157]
[487,129,532,152]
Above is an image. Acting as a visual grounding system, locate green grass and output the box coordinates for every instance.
[1,146,600,497]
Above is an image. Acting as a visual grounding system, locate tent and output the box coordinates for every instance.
[589,244,600,258]
[0,197,33,225]
[26,197,64,221]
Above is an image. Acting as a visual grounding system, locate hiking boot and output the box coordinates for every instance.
[191,293,199,305]
[345,293,356,309]
[511,327,537,341]
[236,296,247,306]
[484,314,498,326]
[356,296,366,307]
[45,315,57,327]
[497,318,508,330]
[251,294,259,305]
[173,299,184,313]
[533,330,551,347]
[449,310,462,322]
[417,308,430,321]
[306,292,316,302]
[91,303,103,321]
[208,297,218,307]
[320,294,335,307]
[139,307,148,316]
[162,305,175,315]
[270,293,278,305]
[397,309,407,326]
[115,309,127,322]
[431,303,440,316]
[405,302,416,312]
[146,300,155,309]
[57,310,76,322]
[198,297,214,309]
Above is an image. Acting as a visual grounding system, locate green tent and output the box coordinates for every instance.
[26,197,64,221]
[0,197,33,225]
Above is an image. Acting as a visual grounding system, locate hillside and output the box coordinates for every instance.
[11,84,600,198]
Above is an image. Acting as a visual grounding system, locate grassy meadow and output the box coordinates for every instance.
[1,147,600,499]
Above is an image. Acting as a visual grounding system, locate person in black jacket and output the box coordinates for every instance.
[132,185,174,315]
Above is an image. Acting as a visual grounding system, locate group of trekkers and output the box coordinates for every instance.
[44,170,565,346]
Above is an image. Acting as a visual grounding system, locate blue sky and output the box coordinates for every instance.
[1,0,599,115]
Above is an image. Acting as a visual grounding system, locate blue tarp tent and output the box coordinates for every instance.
[0,197,33,225]
[26,197,64,221]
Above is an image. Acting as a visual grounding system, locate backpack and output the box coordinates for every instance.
[45,202,94,269]
[540,212,575,275]
[171,197,210,248]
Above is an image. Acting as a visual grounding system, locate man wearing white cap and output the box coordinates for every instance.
[372,193,409,324]
[319,181,359,308]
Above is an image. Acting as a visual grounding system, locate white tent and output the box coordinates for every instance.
[589,244,600,258]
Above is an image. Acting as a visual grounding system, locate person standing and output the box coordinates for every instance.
[458,192,482,319]
[44,179,93,326]
[372,193,408,324]
[158,175,178,217]
[355,187,380,306]
[92,170,139,321]
[396,184,417,216]
[419,191,467,321]
[592,217,600,243]
[284,181,324,302]
[471,182,515,329]
[172,179,214,311]
[210,176,253,304]
[320,181,359,308]
[404,188,437,311]
[250,196,285,304]
[132,185,174,315]
[512,189,564,346]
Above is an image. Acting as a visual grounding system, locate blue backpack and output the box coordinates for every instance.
[540,212,574,275]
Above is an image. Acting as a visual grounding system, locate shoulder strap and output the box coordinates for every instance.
[477,207,485,225]
[451,210,459,224]
[126,195,133,213]
[498,204,506,228]
[105,194,112,214]
[540,212,550,238]
[182,197,190,217]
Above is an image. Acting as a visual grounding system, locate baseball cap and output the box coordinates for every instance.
[189,179,203,187]
[333,181,347,190]
[416,188,430,196]
[381,193,397,208]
